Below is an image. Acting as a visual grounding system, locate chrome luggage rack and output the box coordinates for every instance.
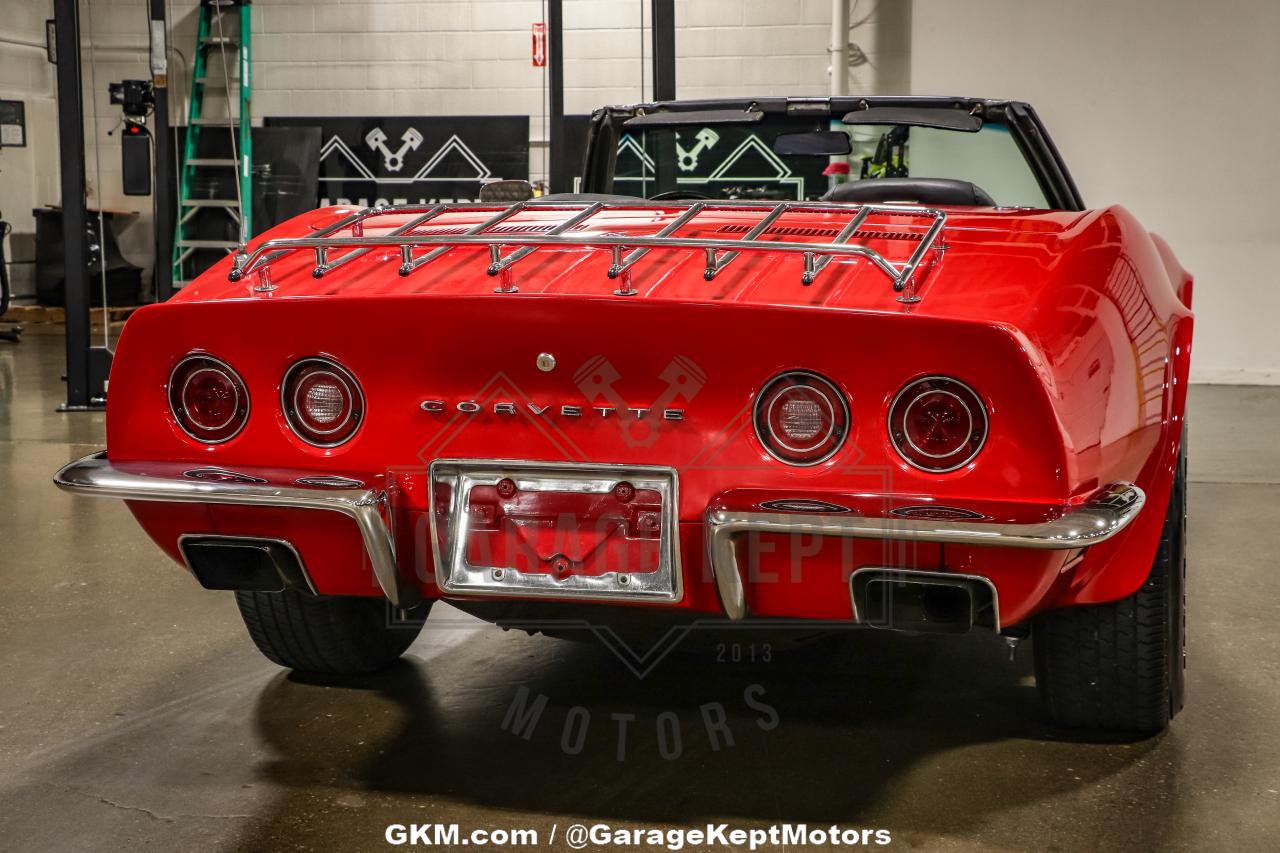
[228,200,946,303]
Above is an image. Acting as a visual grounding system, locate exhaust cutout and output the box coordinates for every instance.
[178,535,316,594]
[851,568,999,634]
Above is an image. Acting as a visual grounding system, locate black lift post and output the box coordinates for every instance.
[651,0,676,101]
[547,0,567,193]
[149,0,174,303]
[53,0,110,410]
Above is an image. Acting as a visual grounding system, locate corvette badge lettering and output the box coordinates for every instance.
[419,399,684,421]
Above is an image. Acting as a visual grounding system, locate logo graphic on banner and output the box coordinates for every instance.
[615,127,809,199]
[675,128,719,171]
[365,126,423,172]
[615,134,655,185]
[416,135,493,182]
[265,116,529,206]
[324,131,493,184]
[701,134,804,198]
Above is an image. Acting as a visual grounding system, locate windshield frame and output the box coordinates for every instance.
[579,96,1084,211]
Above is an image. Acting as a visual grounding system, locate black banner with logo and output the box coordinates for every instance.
[263,115,529,206]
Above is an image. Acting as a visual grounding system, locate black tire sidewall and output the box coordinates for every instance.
[1167,428,1188,715]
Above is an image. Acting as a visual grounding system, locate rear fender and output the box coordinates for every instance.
[1059,306,1192,605]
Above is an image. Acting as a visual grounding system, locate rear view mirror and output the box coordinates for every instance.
[842,106,983,132]
[479,179,535,202]
[772,130,852,156]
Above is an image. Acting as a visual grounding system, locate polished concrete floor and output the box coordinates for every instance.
[2,333,1278,852]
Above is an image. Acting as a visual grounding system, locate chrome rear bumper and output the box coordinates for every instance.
[55,452,1144,623]
[53,452,418,607]
[706,483,1145,619]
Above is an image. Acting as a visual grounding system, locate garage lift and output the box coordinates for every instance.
[173,0,252,288]
[52,0,177,407]
[0,217,21,343]
[545,0,674,192]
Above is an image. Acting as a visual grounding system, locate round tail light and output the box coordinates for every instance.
[282,357,364,447]
[753,371,850,466]
[888,376,988,472]
[168,354,250,443]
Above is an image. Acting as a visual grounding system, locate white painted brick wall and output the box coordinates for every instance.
[0,1,59,298]
[2,0,909,298]
[239,0,908,181]
[912,0,1279,383]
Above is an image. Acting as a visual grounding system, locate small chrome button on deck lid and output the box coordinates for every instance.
[536,353,556,372]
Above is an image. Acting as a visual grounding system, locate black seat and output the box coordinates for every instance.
[822,178,996,207]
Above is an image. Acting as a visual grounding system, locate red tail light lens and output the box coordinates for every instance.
[753,371,850,466]
[282,357,364,447]
[888,376,988,472]
[168,354,250,443]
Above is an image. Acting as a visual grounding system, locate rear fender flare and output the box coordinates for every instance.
[1059,313,1192,606]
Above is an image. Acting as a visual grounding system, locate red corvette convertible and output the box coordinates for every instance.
[56,98,1192,733]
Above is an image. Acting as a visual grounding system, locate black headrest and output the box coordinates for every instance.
[822,178,996,207]
[537,192,641,202]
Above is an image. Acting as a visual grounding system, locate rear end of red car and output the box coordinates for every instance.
[54,202,1188,733]
[97,290,1128,627]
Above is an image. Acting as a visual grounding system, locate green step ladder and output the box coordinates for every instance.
[173,0,252,288]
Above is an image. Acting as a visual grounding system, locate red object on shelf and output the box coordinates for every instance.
[532,22,547,67]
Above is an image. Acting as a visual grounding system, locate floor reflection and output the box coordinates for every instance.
[240,622,1172,848]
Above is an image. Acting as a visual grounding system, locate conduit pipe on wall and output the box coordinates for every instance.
[831,0,850,95]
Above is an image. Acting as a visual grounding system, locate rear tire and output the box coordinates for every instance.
[235,589,426,675]
[1033,438,1187,734]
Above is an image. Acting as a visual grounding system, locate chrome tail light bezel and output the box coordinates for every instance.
[887,375,989,473]
[281,357,365,448]
[167,353,251,444]
[752,370,851,467]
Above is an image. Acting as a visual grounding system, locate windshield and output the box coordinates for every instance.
[609,116,1050,207]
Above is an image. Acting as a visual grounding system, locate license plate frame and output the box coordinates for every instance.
[428,459,683,604]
